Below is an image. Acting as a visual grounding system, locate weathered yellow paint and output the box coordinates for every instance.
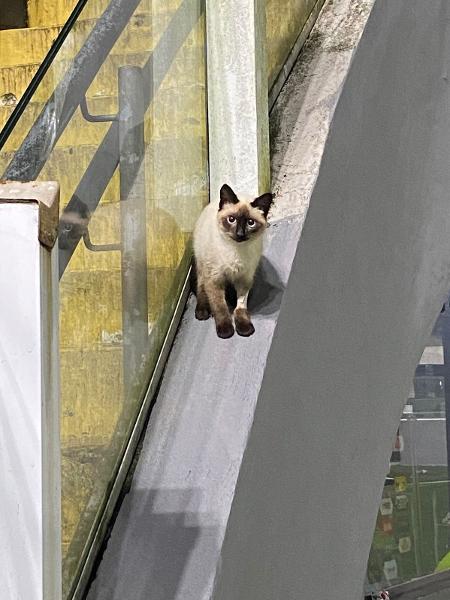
[0,63,40,102]
[0,26,60,67]
[60,347,123,444]
[28,0,97,28]
[266,0,320,88]
[0,3,205,103]
[27,0,183,28]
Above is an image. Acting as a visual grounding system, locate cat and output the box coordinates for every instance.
[193,183,274,338]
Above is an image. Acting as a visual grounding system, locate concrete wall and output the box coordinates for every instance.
[212,1,450,599]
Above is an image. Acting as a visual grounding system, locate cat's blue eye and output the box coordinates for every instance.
[227,216,236,224]
[248,219,255,227]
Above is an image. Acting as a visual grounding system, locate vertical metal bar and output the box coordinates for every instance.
[408,412,423,576]
[118,66,148,398]
[441,313,450,544]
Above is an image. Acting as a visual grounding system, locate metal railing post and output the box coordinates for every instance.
[118,66,149,397]
[0,181,61,600]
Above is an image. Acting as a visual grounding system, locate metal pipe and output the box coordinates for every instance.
[118,66,148,398]
[2,0,141,181]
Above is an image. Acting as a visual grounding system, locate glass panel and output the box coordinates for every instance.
[266,0,320,89]
[0,0,208,596]
[365,302,450,597]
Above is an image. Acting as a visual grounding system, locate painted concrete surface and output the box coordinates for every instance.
[206,0,270,199]
[270,0,374,224]
[212,1,450,599]
[0,201,60,600]
[86,1,374,599]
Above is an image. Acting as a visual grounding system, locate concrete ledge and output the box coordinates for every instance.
[0,180,60,248]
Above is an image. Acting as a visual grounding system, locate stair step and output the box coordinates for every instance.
[1,76,205,154]
[29,0,110,29]
[60,262,185,348]
[61,199,189,274]
[0,51,149,104]
[1,130,206,209]
[0,16,204,119]
[27,0,182,28]
[0,13,159,68]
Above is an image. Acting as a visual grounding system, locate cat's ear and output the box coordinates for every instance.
[251,192,274,218]
[219,184,239,210]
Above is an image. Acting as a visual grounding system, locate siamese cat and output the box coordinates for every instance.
[193,183,274,338]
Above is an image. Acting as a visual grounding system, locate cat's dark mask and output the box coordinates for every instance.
[218,184,274,242]
[219,184,274,218]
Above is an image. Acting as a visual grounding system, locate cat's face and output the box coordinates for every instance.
[217,184,274,243]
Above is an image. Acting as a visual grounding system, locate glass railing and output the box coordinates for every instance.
[0,0,208,596]
[266,0,321,90]
[365,303,450,597]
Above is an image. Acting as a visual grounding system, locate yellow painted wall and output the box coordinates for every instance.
[266,0,321,89]
[28,0,90,27]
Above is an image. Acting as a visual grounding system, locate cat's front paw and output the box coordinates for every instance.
[195,304,210,320]
[216,319,235,339]
[235,319,255,337]
[234,309,255,337]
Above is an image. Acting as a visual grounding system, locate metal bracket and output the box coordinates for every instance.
[83,229,120,252]
[80,97,118,123]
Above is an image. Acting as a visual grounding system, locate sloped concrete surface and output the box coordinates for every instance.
[212,1,450,599]
[86,1,373,598]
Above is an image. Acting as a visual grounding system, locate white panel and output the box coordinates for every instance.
[0,202,60,599]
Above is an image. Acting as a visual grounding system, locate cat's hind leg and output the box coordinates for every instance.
[195,276,211,321]
[234,283,255,337]
[205,280,234,338]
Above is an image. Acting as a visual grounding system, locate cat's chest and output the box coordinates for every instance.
[222,252,246,276]
[217,243,259,279]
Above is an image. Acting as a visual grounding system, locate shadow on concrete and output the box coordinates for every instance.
[192,254,285,319]
[221,255,285,317]
[249,256,285,316]
[87,488,220,600]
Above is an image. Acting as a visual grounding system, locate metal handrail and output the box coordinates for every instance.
[0,0,90,150]
[2,0,141,180]
[1,0,204,278]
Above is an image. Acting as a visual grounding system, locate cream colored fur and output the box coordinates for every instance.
[193,200,264,294]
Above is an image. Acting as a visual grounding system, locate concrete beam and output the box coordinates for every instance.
[206,0,270,198]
